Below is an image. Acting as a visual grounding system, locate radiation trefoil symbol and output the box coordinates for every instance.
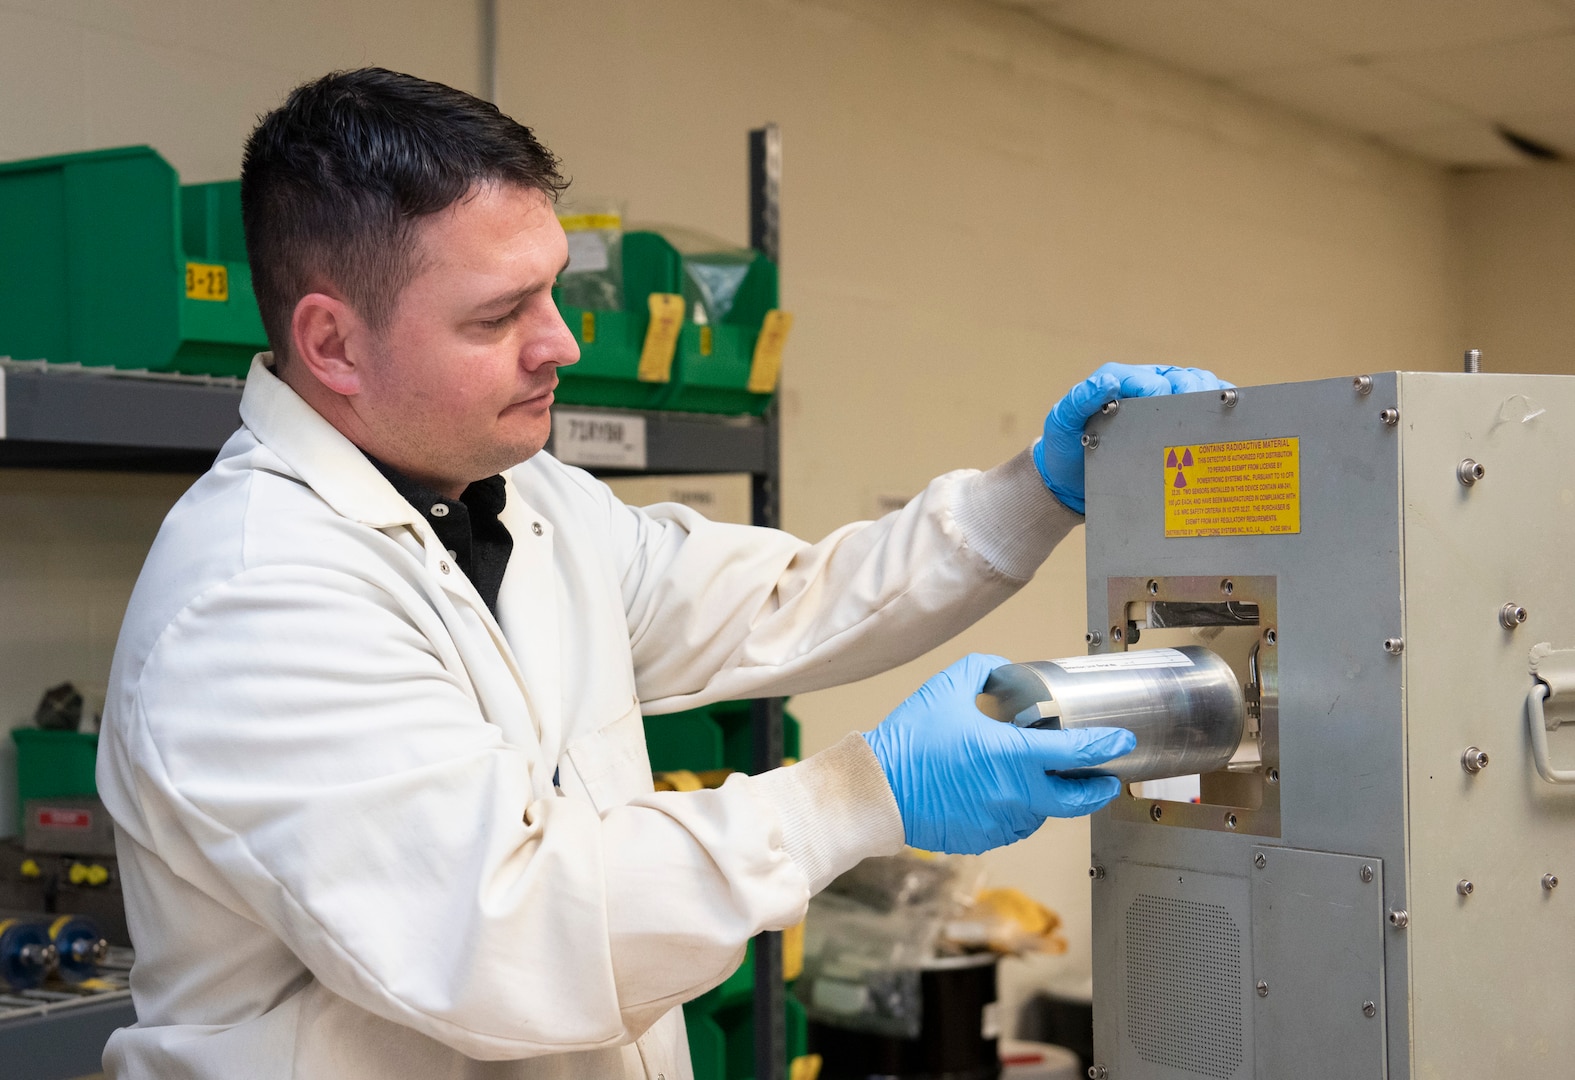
[1167,447,1195,489]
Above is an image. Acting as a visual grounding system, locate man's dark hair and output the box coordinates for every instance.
[241,68,568,361]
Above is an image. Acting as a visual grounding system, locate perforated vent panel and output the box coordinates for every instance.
[1125,894,1244,1079]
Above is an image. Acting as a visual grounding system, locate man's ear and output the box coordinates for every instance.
[290,292,366,396]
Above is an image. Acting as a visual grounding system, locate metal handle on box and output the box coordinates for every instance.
[1527,683,1575,784]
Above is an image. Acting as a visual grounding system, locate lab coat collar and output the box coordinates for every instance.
[236,354,425,531]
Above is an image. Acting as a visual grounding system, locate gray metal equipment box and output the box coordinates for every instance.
[1080,371,1575,1080]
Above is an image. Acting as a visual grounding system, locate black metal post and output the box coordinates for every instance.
[749,122,787,1080]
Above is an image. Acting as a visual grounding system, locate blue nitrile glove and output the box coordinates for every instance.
[862,654,1138,855]
[1033,363,1234,514]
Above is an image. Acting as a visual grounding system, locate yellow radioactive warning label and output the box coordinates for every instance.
[1164,437,1300,538]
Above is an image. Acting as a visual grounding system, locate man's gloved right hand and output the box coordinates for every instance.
[862,654,1137,855]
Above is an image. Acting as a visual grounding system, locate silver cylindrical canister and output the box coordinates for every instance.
[977,645,1245,783]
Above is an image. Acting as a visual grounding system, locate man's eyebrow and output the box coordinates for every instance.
[473,257,571,314]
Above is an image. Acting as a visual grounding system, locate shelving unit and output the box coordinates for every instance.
[0,123,789,1080]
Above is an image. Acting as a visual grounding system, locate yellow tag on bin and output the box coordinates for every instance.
[782,920,805,982]
[747,309,792,394]
[185,262,228,301]
[580,310,596,345]
[638,293,684,383]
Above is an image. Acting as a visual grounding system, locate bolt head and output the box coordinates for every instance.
[1381,408,1400,426]
[1457,879,1474,896]
[1360,865,1374,883]
[1354,375,1373,395]
[1389,908,1409,928]
[1081,432,1099,449]
[1220,578,1234,596]
[1383,637,1405,654]
[1090,865,1107,880]
[1544,874,1560,891]
[1363,1001,1377,1018]
[1100,399,1120,416]
[1150,803,1164,822]
[1085,630,1103,646]
[1462,747,1489,774]
[1254,852,1267,869]
[1501,603,1528,630]
[1257,981,1270,997]
[1267,767,1280,784]
[1220,389,1238,408]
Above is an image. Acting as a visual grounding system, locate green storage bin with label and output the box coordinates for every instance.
[666,249,783,417]
[554,231,683,410]
[0,145,267,377]
[11,728,99,829]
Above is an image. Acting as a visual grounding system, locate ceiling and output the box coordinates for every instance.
[996,0,1575,168]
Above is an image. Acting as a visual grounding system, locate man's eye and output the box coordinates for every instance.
[479,311,515,330]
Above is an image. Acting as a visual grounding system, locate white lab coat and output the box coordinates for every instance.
[95,357,1078,1079]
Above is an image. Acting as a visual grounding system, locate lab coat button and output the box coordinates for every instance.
[430,504,450,517]
[532,521,544,536]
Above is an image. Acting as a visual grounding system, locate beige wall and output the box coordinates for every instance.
[0,0,1568,1029]
[1453,164,1575,375]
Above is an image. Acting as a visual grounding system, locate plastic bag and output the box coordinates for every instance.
[557,201,624,311]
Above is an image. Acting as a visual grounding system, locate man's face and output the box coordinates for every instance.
[355,182,578,493]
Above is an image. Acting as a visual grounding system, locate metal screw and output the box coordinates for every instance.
[1101,399,1120,416]
[1389,908,1409,928]
[1221,578,1235,596]
[1457,879,1474,896]
[1254,852,1267,869]
[1150,803,1164,822]
[1086,630,1103,646]
[1147,579,1160,595]
[1461,747,1489,774]
[1465,348,1482,373]
[1264,628,1277,646]
[1225,812,1239,830]
[1380,408,1400,426]
[1363,1001,1377,1018]
[1111,625,1124,643]
[1267,767,1280,784]
[1383,637,1405,654]
[1088,1067,1109,1080]
[1082,432,1100,449]
[1360,865,1374,884]
[1220,389,1238,408]
[1544,874,1559,891]
[1090,865,1107,880]
[1457,458,1485,486]
[531,521,544,536]
[1257,981,1270,998]
[1354,375,1373,395]
[1500,603,1528,630]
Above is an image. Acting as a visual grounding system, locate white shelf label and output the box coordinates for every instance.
[1054,647,1194,673]
[553,410,647,469]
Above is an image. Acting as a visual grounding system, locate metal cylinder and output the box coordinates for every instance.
[978,645,1246,783]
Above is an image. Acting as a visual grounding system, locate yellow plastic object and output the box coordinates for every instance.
[782,920,805,982]
[789,1053,823,1080]
[654,770,704,792]
[68,863,110,887]
[636,293,684,383]
[18,859,40,880]
[747,309,792,394]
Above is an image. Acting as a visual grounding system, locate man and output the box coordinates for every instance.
[96,69,1227,1079]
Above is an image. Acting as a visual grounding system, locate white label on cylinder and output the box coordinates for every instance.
[1054,647,1195,673]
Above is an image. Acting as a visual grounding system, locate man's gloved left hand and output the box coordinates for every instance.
[1034,363,1233,514]
[863,654,1137,856]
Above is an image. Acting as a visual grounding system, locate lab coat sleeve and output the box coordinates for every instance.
[610,448,1082,710]
[123,564,901,1059]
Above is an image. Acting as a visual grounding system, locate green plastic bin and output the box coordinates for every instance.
[11,728,99,828]
[0,145,266,377]
[643,702,800,776]
[554,231,682,410]
[665,252,779,417]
